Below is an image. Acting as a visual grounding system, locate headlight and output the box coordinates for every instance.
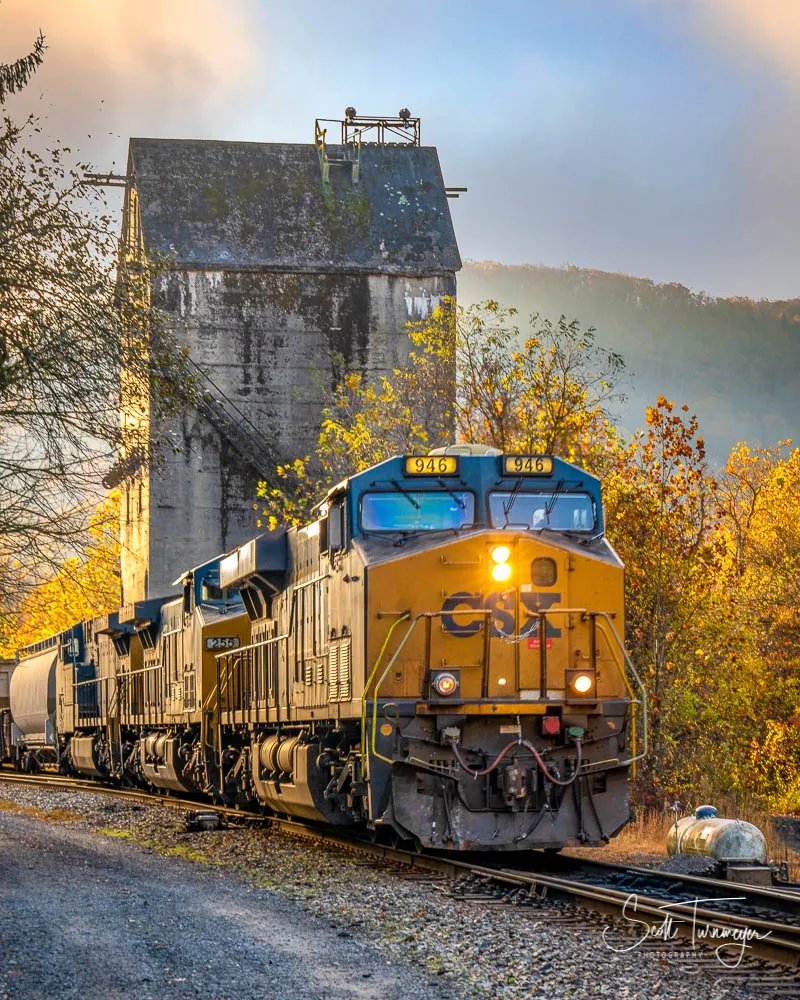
[432,671,459,696]
[566,668,596,698]
[491,562,512,582]
[491,545,510,564]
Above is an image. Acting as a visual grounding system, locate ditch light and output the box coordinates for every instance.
[565,667,596,700]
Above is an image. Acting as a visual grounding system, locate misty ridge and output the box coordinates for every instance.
[458,261,799,469]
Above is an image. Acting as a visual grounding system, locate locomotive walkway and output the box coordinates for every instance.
[0,810,453,1000]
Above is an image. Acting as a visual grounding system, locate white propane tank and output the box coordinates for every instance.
[666,805,768,863]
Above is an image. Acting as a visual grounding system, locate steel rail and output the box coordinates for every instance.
[546,854,800,914]
[0,769,263,823]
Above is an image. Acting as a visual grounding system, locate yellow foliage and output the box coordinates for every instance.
[0,493,121,656]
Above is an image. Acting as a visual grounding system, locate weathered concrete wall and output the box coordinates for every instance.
[126,268,455,600]
[119,476,149,607]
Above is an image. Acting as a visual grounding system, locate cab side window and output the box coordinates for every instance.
[328,500,346,554]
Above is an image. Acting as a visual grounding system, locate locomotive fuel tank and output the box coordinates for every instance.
[10,644,58,749]
[69,735,106,778]
[667,806,768,863]
[140,733,194,793]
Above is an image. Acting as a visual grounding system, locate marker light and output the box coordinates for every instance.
[572,673,594,694]
[542,715,561,737]
[491,562,512,582]
[432,672,459,696]
[491,545,511,564]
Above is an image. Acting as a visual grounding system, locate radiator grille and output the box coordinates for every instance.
[328,639,352,702]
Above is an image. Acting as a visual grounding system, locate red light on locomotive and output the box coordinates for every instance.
[542,716,561,737]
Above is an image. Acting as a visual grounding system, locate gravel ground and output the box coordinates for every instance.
[0,783,792,1000]
[658,854,722,876]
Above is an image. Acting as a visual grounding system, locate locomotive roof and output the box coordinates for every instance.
[171,552,238,587]
[127,138,461,274]
[349,452,602,492]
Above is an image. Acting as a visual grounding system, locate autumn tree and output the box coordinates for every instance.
[604,396,717,794]
[718,443,800,812]
[654,441,800,813]
[0,25,45,103]
[0,493,121,657]
[260,298,625,526]
[454,301,625,466]
[0,30,195,610]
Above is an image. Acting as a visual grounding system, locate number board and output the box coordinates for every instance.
[502,455,554,476]
[403,455,459,476]
[205,636,241,651]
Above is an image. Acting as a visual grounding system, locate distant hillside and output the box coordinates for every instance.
[458,262,800,468]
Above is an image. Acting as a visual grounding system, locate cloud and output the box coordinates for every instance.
[678,0,800,84]
[0,0,262,164]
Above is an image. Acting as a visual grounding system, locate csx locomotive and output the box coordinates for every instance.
[7,446,646,851]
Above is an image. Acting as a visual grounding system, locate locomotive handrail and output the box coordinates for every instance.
[488,605,648,768]
[365,610,494,768]
[211,631,291,760]
[494,605,648,768]
[70,674,109,727]
[212,635,290,658]
[593,613,649,768]
[360,613,410,771]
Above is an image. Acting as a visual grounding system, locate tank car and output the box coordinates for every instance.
[8,641,58,770]
[667,806,768,863]
[214,446,648,851]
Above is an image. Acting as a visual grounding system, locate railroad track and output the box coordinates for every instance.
[521,853,800,920]
[2,769,800,992]
[0,768,262,824]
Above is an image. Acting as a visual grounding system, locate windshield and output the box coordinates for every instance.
[489,491,596,532]
[361,491,475,532]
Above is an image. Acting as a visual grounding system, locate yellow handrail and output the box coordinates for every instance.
[360,614,410,771]
[368,609,492,767]
[594,614,649,768]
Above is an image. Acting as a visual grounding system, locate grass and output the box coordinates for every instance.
[96,827,139,840]
[614,809,672,857]
[0,798,82,823]
[164,844,209,864]
[96,826,210,865]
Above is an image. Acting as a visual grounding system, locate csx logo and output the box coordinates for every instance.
[441,592,562,639]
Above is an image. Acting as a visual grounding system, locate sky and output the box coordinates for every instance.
[2,0,800,300]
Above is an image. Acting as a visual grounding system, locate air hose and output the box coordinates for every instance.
[449,737,582,787]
